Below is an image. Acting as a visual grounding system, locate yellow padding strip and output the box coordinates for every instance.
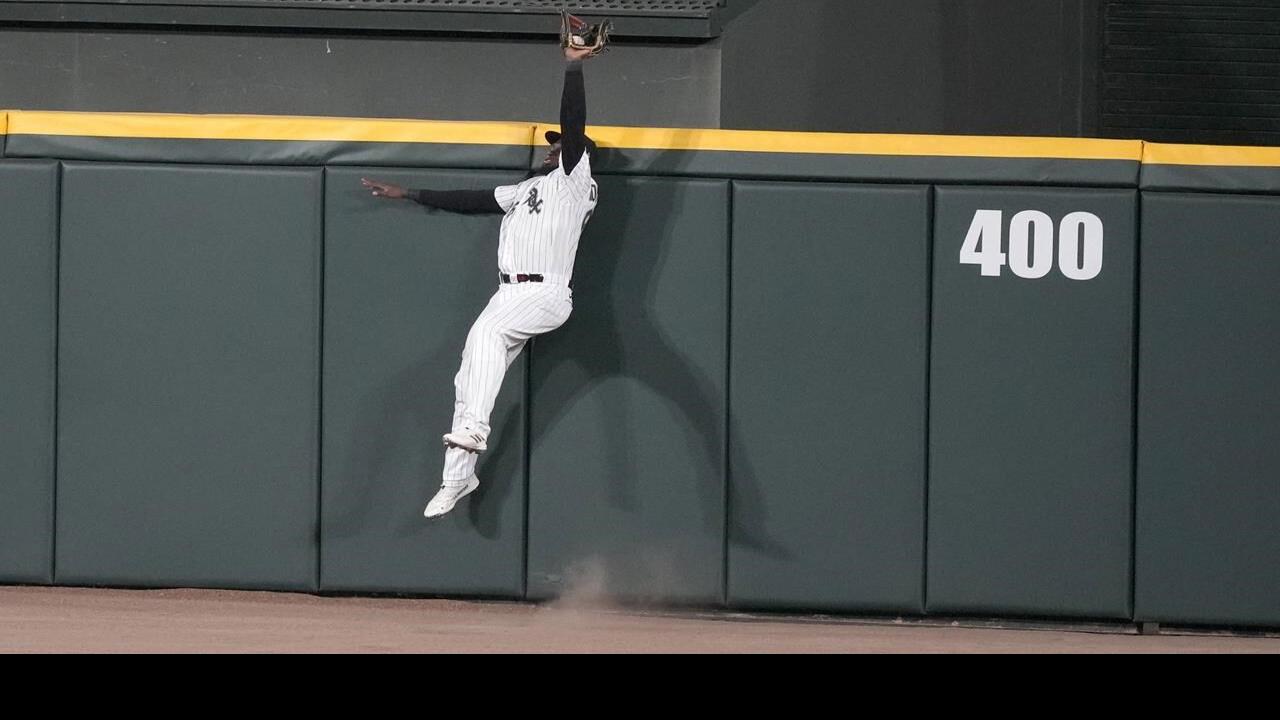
[1143,142,1280,169]
[2,110,1149,161]
[10,111,1278,168]
[537,124,1144,161]
[7,111,535,145]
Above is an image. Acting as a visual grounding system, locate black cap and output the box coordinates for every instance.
[545,130,598,155]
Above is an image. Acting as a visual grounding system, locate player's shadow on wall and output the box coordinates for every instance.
[529,152,789,567]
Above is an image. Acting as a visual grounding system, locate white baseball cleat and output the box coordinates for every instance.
[424,475,481,519]
[442,430,488,453]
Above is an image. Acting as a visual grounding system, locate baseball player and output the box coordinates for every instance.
[361,43,600,519]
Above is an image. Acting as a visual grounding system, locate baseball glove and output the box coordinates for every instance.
[561,11,612,57]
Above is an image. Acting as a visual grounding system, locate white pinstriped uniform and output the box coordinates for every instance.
[442,151,599,483]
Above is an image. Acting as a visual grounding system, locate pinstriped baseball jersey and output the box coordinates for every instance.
[493,151,598,282]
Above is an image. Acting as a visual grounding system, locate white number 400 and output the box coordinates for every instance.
[960,210,1104,281]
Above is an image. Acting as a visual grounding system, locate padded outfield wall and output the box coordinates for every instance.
[0,110,1276,627]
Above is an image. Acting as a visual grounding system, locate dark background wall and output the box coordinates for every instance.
[720,0,1098,136]
[9,1,1278,145]
[0,30,723,128]
[0,0,1101,137]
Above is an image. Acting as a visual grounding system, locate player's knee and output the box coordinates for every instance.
[464,326,505,354]
[466,319,494,342]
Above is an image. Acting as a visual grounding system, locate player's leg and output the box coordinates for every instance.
[428,291,516,517]
[447,291,531,449]
[439,325,539,484]
[450,286,571,444]
[427,287,569,518]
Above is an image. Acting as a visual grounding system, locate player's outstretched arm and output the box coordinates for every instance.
[361,178,504,215]
[559,46,592,175]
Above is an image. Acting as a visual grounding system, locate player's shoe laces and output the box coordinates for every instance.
[424,475,480,519]
[442,429,488,453]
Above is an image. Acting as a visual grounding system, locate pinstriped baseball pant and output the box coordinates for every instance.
[443,282,574,483]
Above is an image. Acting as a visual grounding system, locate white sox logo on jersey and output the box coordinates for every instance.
[524,188,544,214]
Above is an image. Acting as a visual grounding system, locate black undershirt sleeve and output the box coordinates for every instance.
[560,61,587,175]
[406,189,504,215]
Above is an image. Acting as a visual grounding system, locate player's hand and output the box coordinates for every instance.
[362,178,407,199]
[564,46,593,62]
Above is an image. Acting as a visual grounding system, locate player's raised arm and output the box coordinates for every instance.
[361,178,504,216]
[559,46,592,175]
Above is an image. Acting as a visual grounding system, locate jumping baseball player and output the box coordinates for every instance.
[361,40,601,519]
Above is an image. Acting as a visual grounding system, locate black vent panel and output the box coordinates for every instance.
[0,0,730,37]
[1102,0,1280,146]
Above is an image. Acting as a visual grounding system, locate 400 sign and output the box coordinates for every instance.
[960,210,1104,281]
